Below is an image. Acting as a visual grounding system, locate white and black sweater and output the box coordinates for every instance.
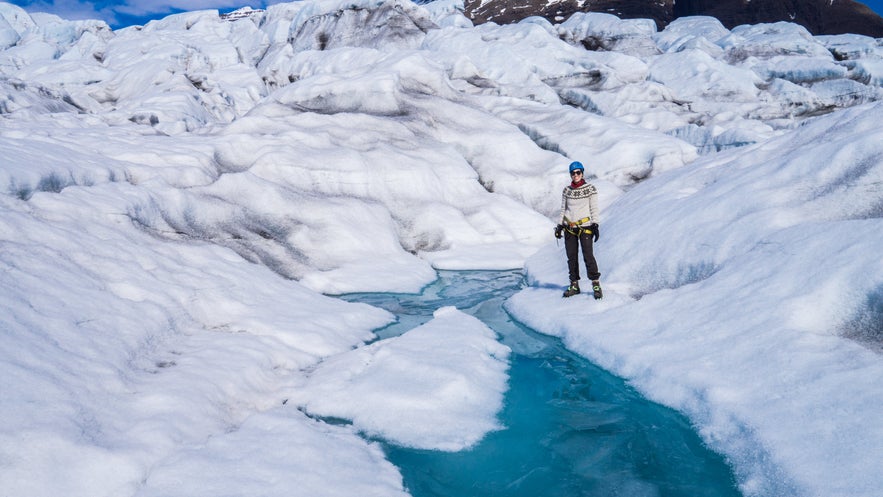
[559,182,599,227]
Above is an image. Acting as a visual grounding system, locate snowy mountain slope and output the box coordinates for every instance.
[2,0,882,496]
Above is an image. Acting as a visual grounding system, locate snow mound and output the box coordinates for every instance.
[295,306,511,451]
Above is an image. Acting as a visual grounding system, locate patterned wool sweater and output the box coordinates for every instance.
[559,181,599,227]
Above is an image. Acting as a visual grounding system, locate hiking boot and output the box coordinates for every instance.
[592,280,603,300]
[563,282,580,298]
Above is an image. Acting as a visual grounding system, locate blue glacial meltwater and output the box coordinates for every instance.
[341,270,740,497]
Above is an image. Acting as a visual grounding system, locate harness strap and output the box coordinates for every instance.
[564,225,593,237]
[565,216,592,228]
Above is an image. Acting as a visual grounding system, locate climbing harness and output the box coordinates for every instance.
[563,217,593,237]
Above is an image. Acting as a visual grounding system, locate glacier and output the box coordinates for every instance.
[2,1,882,496]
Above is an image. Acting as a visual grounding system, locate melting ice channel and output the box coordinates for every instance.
[340,270,740,497]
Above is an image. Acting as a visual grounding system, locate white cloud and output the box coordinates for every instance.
[8,0,289,26]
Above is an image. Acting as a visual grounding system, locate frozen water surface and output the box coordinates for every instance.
[342,270,739,497]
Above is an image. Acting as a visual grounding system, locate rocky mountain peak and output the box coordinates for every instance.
[463,0,883,37]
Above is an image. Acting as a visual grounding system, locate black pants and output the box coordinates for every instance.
[565,229,600,283]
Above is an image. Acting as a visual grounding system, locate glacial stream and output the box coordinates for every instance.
[340,270,741,497]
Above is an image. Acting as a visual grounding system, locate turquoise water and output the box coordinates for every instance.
[341,270,740,497]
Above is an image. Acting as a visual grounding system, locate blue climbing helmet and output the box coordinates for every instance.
[568,161,584,173]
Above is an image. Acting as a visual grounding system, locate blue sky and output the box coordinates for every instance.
[5,0,883,30]
[4,1,288,28]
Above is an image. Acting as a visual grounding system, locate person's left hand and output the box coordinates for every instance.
[590,223,599,242]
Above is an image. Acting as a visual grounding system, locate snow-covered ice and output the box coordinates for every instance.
[294,306,510,451]
[2,0,882,496]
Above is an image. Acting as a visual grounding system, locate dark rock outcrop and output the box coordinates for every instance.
[465,0,673,29]
[463,0,883,37]
[673,0,883,36]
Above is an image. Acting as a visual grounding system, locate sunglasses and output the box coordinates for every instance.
[570,170,583,176]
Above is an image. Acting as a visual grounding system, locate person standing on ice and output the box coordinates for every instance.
[554,161,602,299]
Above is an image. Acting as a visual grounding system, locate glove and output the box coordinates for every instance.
[590,223,599,242]
[554,224,564,239]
